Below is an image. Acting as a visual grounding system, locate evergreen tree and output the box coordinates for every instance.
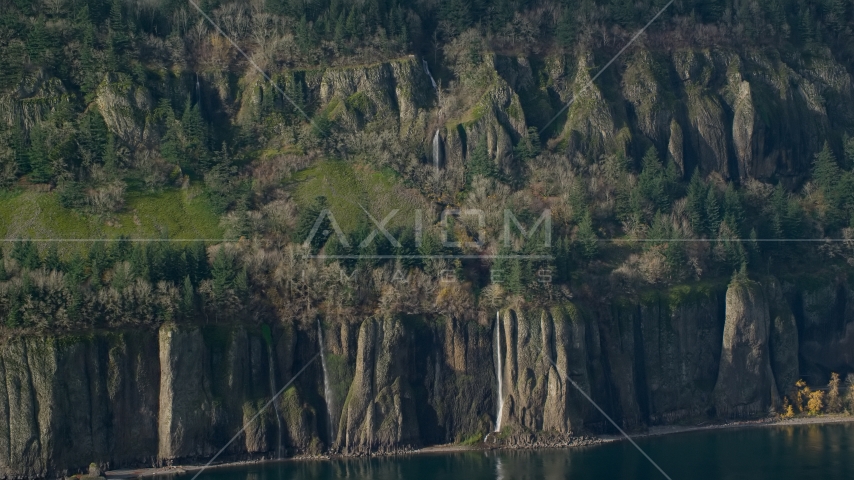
[284,75,305,123]
[506,254,524,295]
[0,248,7,281]
[181,274,195,318]
[553,236,572,284]
[417,231,445,275]
[699,0,725,22]
[766,0,788,33]
[466,141,498,186]
[79,19,99,98]
[211,247,236,300]
[556,8,577,47]
[722,185,745,233]
[612,0,636,27]
[64,251,87,287]
[638,147,671,213]
[717,220,747,270]
[159,101,183,166]
[103,132,119,173]
[188,241,210,285]
[56,180,86,210]
[27,125,52,183]
[295,15,317,52]
[843,134,854,170]
[345,8,358,37]
[11,120,29,175]
[798,4,815,45]
[27,17,50,64]
[0,42,24,90]
[110,236,133,264]
[813,143,840,189]
[646,211,671,249]
[333,11,346,42]
[234,267,249,301]
[108,0,130,56]
[145,242,169,283]
[686,171,707,236]
[769,185,803,243]
[514,127,541,162]
[705,187,722,236]
[748,227,761,264]
[78,107,109,166]
[88,242,109,288]
[181,99,209,170]
[204,143,243,215]
[11,240,40,270]
[576,210,598,260]
[44,244,61,271]
[129,243,150,282]
[812,143,847,230]
[392,229,417,270]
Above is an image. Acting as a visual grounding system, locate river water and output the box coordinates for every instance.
[158,422,854,480]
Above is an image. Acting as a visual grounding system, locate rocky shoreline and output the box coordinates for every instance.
[103,415,854,479]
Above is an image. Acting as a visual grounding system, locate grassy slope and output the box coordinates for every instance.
[0,186,223,251]
[0,159,420,255]
[290,160,425,234]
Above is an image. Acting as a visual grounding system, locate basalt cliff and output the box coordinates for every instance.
[4,9,854,478]
[0,274,852,478]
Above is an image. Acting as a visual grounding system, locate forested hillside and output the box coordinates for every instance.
[3,0,854,476]
[1,0,854,332]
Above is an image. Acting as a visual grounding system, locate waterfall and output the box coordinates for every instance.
[432,129,441,171]
[494,311,504,433]
[267,343,283,458]
[318,321,334,445]
[424,58,441,173]
[422,59,438,90]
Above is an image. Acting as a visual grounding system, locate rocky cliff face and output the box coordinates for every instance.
[0,332,159,478]
[713,281,777,418]
[795,276,854,379]
[1,276,850,477]
[18,43,843,198]
[292,47,854,186]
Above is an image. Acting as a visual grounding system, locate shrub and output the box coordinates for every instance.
[794,379,808,412]
[826,372,843,413]
[57,181,85,209]
[86,180,126,213]
[781,397,795,419]
[807,390,825,416]
[846,374,854,413]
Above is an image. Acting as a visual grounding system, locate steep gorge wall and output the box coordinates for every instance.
[66,46,854,193]
[1,276,852,477]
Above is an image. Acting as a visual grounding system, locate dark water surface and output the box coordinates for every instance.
[160,422,854,480]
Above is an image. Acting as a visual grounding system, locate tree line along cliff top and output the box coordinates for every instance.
[1,0,854,332]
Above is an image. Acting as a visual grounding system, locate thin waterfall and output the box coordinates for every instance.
[494,311,504,433]
[267,343,283,458]
[424,58,441,173]
[422,59,438,90]
[318,320,334,445]
[432,129,441,171]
